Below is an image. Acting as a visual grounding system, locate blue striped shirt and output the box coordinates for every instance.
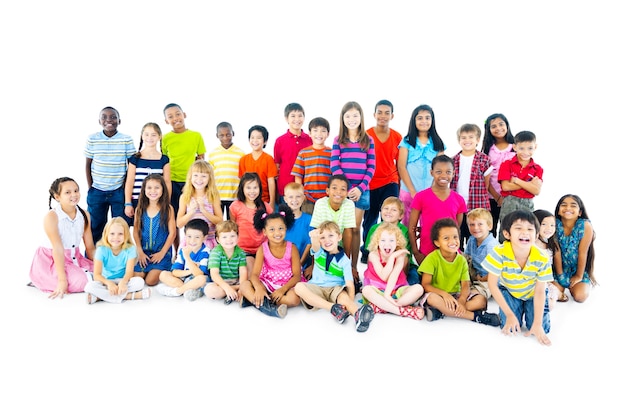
[84,131,136,191]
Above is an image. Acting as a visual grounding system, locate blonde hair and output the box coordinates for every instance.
[367,222,406,253]
[456,123,481,142]
[318,220,341,235]
[97,217,134,249]
[284,182,304,194]
[466,208,493,228]
[216,220,238,236]
[181,160,220,204]
[381,196,404,218]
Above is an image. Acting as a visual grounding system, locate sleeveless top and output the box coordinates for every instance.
[139,211,169,253]
[53,205,86,263]
[258,241,294,293]
[185,196,217,248]
[556,218,589,278]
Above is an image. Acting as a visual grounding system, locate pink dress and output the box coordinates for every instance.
[258,241,300,292]
[363,250,409,292]
[29,205,94,293]
[185,196,217,249]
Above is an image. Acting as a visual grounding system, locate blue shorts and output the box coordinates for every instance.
[354,189,370,211]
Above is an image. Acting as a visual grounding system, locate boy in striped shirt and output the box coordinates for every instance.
[208,122,245,219]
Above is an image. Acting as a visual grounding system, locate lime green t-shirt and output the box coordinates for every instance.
[162,129,206,182]
[418,249,470,293]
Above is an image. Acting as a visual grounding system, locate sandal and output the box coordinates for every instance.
[86,293,99,305]
[130,287,151,300]
[399,305,424,320]
[557,292,569,303]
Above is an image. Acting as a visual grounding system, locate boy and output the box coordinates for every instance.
[162,103,207,250]
[464,208,498,299]
[450,123,492,248]
[238,125,278,208]
[294,221,375,332]
[364,197,419,285]
[283,182,313,279]
[483,210,553,346]
[84,106,136,243]
[207,122,245,219]
[203,220,248,304]
[362,100,402,263]
[290,116,332,214]
[274,102,312,205]
[156,218,211,301]
[419,218,500,327]
[497,130,543,242]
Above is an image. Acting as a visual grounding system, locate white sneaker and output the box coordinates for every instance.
[183,288,203,301]
[156,284,182,297]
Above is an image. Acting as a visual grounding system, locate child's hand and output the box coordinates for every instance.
[48,279,69,299]
[393,249,410,259]
[225,286,238,301]
[189,198,199,212]
[525,323,552,346]
[501,315,521,336]
[441,292,458,312]
[182,246,194,259]
[117,281,128,296]
[124,205,134,218]
[137,250,149,268]
[384,293,399,307]
[269,289,284,304]
[569,274,582,288]
[253,288,266,308]
[106,281,118,296]
[454,301,468,317]
[309,229,320,240]
[347,187,362,202]
[150,250,166,264]
[303,265,313,281]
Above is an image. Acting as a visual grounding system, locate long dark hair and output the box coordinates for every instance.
[481,113,514,154]
[135,174,172,231]
[404,104,445,151]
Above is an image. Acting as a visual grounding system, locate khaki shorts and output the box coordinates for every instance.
[299,284,346,310]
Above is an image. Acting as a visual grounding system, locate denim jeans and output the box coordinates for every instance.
[87,186,130,244]
[498,286,550,333]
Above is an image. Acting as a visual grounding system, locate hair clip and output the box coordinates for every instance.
[279,211,285,217]
[261,213,268,219]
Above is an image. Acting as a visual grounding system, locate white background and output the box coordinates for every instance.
[1,1,623,403]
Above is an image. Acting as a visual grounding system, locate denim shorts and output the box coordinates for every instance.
[354,189,370,211]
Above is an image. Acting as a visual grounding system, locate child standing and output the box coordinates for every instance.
[84,106,136,242]
[283,182,313,280]
[533,209,561,308]
[361,223,425,319]
[464,208,498,300]
[419,218,500,326]
[238,205,302,318]
[274,102,312,205]
[408,155,467,265]
[204,220,248,304]
[162,103,207,252]
[207,122,245,220]
[552,194,597,303]
[176,160,222,249]
[132,174,176,286]
[497,131,543,243]
[124,122,171,220]
[229,172,274,274]
[84,217,150,304]
[330,101,376,272]
[157,219,211,301]
[484,210,553,346]
[397,104,446,226]
[294,221,375,332]
[239,125,278,208]
[449,123,492,249]
[291,117,332,214]
[30,177,95,298]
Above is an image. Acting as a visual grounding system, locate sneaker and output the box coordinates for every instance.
[183,288,203,302]
[354,304,375,332]
[330,304,350,324]
[425,305,444,322]
[224,296,233,305]
[360,253,368,264]
[240,296,254,308]
[156,284,182,297]
[475,311,500,327]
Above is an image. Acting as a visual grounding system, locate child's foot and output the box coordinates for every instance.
[474,310,500,327]
[224,296,234,305]
[240,296,254,308]
[399,305,424,320]
[86,293,100,305]
[183,288,203,302]
[425,305,444,322]
[330,304,350,324]
[156,284,182,297]
[370,303,387,314]
[354,304,375,332]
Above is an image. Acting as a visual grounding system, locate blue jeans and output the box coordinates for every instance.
[498,287,550,333]
[87,186,130,244]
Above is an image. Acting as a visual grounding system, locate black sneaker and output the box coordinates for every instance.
[224,296,233,305]
[330,304,350,324]
[354,304,375,332]
[240,296,254,308]
[475,311,500,327]
[425,305,444,322]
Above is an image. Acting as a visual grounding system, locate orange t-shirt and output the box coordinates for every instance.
[366,127,402,190]
[239,152,278,203]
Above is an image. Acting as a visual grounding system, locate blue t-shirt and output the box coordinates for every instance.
[286,212,312,265]
[172,246,211,276]
[465,233,498,277]
[308,247,353,287]
[95,245,138,280]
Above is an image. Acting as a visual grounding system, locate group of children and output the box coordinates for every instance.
[28,101,597,343]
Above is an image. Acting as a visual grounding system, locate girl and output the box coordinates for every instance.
[533,209,561,307]
[177,160,222,249]
[481,113,516,237]
[124,122,171,219]
[397,104,446,226]
[229,172,273,274]
[133,174,176,286]
[238,204,302,318]
[552,194,596,303]
[29,177,95,299]
[330,101,376,274]
[84,217,150,304]
[361,223,425,319]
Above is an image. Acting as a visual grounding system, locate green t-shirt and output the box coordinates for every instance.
[162,129,206,182]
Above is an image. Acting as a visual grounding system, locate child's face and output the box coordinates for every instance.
[503,219,536,249]
[343,108,361,131]
[319,229,341,253]
[286,110,304,132]
[164,107,186,132]
[378,230,397,257]
[243,180,260,202]
[374,105,393,128]
[458,131,480,152]
[326,179,349,208]
[185,229,206,251]
[431,161,453,188]
[56,181,80,206]
[191,171,209,190]
[217,231,238,250]
[468,216,492,241]
[249,130,266,151]
[284,188,304,212]
[216,127,234,148]
[144,179,163,201]
[380,203,401,224]
[558,196,582,220]
[264,218,286,244]
[489,118,508,139]
[310,125,329,147]
[433,226,460,256]
[538,216,556,241]
[107,223,126,249]
[415,110,432,133]
[513,141,537,162]
[99,108,120,134]
[141,126,161,148]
